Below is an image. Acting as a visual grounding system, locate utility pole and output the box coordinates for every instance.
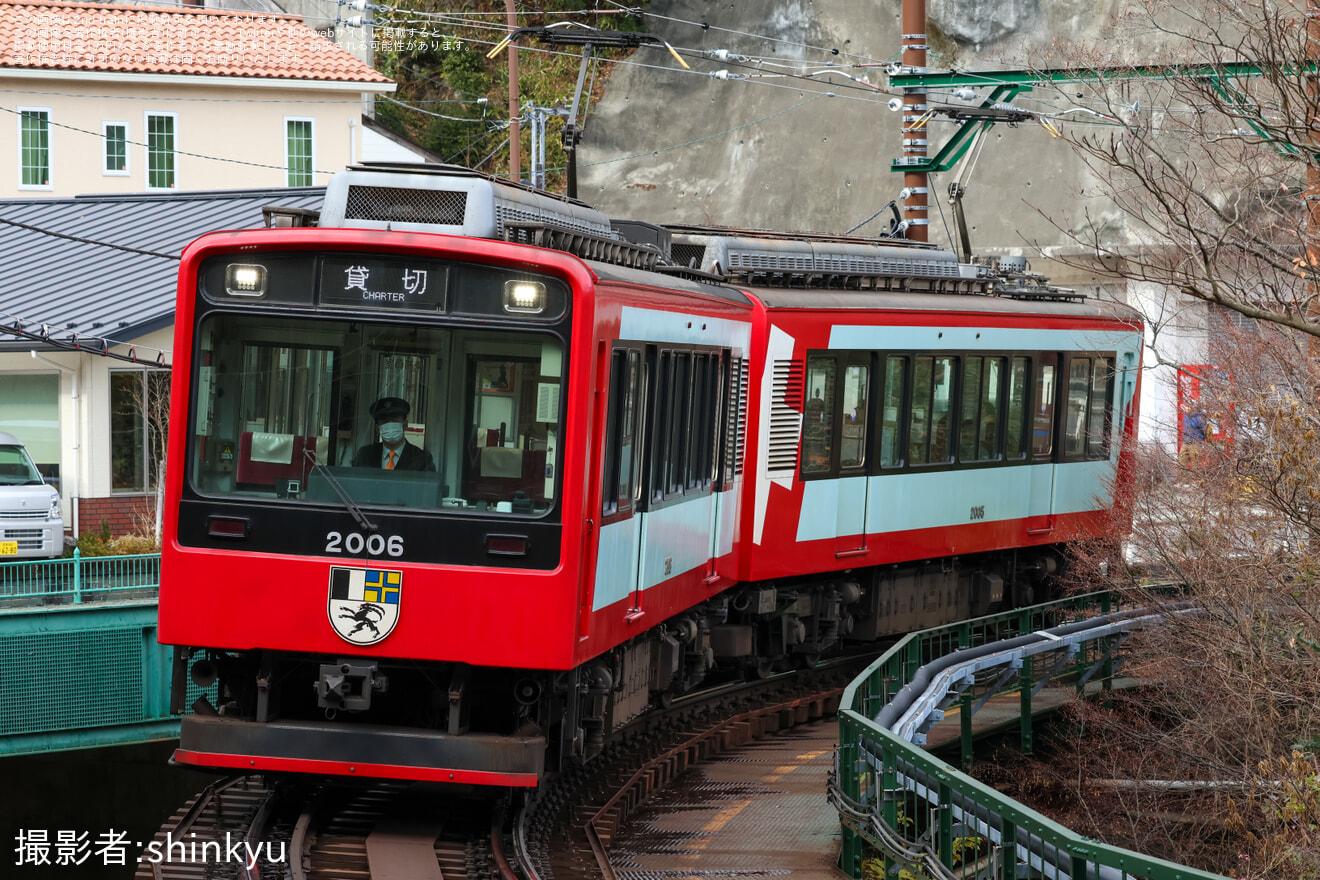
[504,0,521,181]
[488,26,687,198]
[898,0,929,242]
[1308,2,1320,337]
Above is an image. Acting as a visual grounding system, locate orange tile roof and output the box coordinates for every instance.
[0,0,392,84]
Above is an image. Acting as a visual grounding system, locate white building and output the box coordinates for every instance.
[0,0,394,197]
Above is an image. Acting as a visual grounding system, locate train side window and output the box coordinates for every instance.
[958,356,983,462]
[802,356,835,474]
[705,353,725,487]
[688,353,712,491]
[602,348,642,517]
[669,352,691,494]
[650,350,671,502]
[978,357,1004,460]
[1005,357,1029,459]
[840,361,869,470]
[909,356,933,465]
[880,356,906,468]
[1064,357,1091,459]
[928,356,955,464]
[1032,360,1057,458]
[1087,355,1114,459]
[620,351,640,504]
[602,350,624,515]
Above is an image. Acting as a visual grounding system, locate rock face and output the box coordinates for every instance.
[931,0,1042,48]
[578,0,1124,259]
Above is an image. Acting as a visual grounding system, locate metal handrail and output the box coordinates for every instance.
[0,550,160,607]
[835,590,1229,880]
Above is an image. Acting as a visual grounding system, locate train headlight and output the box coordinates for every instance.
[225,264,268,297]
[503,280,546,315]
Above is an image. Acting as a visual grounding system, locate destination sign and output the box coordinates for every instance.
[319,257,448,312]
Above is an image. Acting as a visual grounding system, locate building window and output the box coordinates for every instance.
[18,108,50,189]
[286,117,314,186]
[0,373,60,485]
[146,113,176,189]
[111,370,169,492]
[104,122,129,175]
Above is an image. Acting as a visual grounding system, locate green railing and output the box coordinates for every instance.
[0,552,216,756]
[0,549,160,607]
[835,592,1228,880]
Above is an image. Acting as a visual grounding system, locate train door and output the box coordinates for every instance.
[835,355,871,554]
[598,347,647,617]
[707,351,740,583]
[632,345,723,612]
[1027,353,1059,534]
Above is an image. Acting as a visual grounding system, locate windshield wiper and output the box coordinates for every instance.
[303,449,378,534]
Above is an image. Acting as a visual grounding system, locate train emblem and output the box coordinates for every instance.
[327,567,402,646]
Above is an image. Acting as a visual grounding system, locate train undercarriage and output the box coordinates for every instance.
[172,546,1065,784]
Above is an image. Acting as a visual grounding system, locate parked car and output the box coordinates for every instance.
[0,431,64,560]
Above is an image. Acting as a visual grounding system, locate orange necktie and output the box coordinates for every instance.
[386,450,396,470]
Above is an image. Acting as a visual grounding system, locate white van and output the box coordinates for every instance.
[0,431,64,560]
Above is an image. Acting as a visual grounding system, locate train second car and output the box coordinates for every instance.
[158,165,1142,787]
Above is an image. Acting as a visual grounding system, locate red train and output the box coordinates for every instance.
[158,165,1142,787]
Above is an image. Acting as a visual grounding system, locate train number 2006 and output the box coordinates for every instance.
[325,531,405,557]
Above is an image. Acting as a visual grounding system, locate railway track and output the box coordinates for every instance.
[138,659,861,880]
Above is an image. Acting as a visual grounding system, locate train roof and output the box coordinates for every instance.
[587,259,752,306]
[746,286,1142,322]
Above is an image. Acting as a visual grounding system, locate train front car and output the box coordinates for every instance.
[159,227,598,787]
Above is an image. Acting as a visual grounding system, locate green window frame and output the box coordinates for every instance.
[19,108,50,188]
[146,113,175,190]
[286,118,314,187]
[104,122,128,175]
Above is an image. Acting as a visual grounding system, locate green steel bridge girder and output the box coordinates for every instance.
[0,600,181,758]
[887,61,1303,172]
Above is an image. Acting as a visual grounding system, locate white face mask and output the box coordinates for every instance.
[379,422,405,444]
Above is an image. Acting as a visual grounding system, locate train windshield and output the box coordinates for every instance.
[189,313,563,516]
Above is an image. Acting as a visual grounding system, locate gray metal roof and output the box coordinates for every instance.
[0,187,325,351]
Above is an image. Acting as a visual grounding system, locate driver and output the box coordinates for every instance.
[352,397,435,472]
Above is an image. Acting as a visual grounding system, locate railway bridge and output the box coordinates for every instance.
[1,555,1224,879]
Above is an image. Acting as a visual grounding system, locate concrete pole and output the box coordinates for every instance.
[505,0,522,181]
[900,0,929,241]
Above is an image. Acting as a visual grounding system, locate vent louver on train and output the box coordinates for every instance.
[767,359,804,475]
[724,357,749,477]
[321,166,614,240]
[343,185,468,225]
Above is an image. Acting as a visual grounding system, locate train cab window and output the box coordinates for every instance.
[1032,360,1057,458]
[840,362,869,469]
[189,311,564,517]
[463,345,562,511]
[880,356,906,468]
[909,356,954,466]
[1005,357,1029,459]
[802,357,836,474]
[1063,358,1091,458]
